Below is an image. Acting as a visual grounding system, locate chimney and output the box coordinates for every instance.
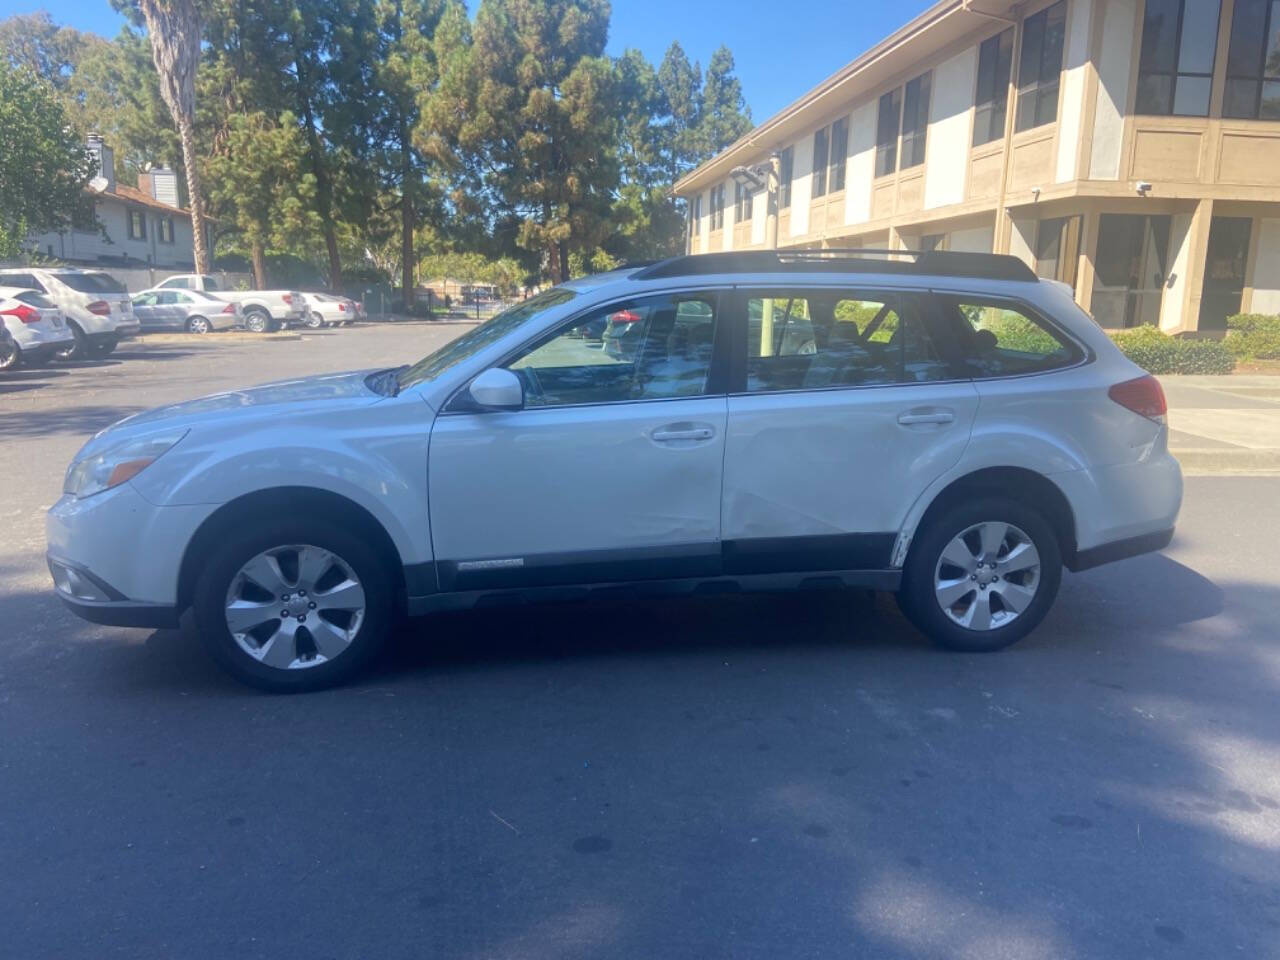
[145,165,180,208]
[86,134,115,193]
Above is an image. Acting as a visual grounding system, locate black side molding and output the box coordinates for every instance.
[1067,528,1174,572]
[57,595,182,629]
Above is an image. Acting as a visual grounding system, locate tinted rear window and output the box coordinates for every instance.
[57,273,127,295]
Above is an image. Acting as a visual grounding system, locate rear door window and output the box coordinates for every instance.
[740,290,951,392]
[935,296,1082,377]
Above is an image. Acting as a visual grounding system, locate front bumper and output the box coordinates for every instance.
[46,483,216,615]
[48,556,181,627]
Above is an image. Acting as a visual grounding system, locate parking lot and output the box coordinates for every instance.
[2,323,1280,959]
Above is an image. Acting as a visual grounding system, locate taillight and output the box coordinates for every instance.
[610,309,642,325]
[1109,375,1167,422]
[1,304,41,324]
[282,294,293,304]
[222,304,235,314]
[87,300,111,316]
[337,303,346,311]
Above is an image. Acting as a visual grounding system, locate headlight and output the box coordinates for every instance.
[63,430,188,499]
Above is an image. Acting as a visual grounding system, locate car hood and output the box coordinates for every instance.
[84,369,383,452]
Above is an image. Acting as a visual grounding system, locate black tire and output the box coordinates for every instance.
[89,336,118,357]
[192,516,394,692]
[304,311,324,330]
[243,308,272,334]
[897,496,1062,652]
[56,321,88,360]
[0,342,20,371]
[185,315,211,334]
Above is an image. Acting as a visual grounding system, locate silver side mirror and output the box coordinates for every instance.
[468,367,523,410]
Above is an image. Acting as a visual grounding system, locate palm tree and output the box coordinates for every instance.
[137,0,209,274]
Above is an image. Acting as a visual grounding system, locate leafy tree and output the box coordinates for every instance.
[697,45,751,156]
[0,62,96,258]
[204,111,321,286]
[441,0,620,283]
[657,41,702,179]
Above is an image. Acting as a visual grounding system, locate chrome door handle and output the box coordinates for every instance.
[897,411,955,425]
[651,425,715,442]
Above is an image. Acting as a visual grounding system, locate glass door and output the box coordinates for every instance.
[1091,214,1172,328]
[1199,217,1252,330]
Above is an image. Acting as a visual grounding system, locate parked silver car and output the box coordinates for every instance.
[131,288,241,334]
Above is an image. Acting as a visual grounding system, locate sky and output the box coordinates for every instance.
[0,0,937,122]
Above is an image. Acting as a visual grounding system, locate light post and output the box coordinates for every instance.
[731,152,782,354]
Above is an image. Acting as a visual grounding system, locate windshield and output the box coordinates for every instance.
[57,272,127,295]
[397,288,577,390]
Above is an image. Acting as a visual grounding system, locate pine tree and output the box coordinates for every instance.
[697,45,751,156]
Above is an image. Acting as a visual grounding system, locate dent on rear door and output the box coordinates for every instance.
[722,381,981,541]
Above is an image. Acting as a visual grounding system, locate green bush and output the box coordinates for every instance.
[1109,325,1235,375]
[1224,313,1280,360]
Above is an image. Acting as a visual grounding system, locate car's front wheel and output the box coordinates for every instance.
[897,497,1062,652]
[304,311,324,329]
[192,518,393,691]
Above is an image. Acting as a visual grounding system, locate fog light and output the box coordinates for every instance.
[49,560,111,602]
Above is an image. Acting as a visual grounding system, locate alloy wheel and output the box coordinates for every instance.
[188,316,210,334]
[933,521,1041,631]
[224,544,366,670]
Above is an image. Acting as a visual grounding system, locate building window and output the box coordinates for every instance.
[900,72,932,168]
[158,216,175,244]
[710,184,726,230]
[1015,0,1067,132]
[1224,0,1280,118]
[1137,0,1221,116]
[1090,214,1171,328]
[829,116,849,192]
[689,194,701,239]
[1200,216,1253,329]
[875,88,902,177]
[127,209,147,240]
[71,196,97,232]
[779,146,794,209]
[811,127,830,198]
[973,29,1014,146]
[1034,216,1082,290]
[734,182,753,222]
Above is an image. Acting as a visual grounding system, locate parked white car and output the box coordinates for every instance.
[48,251,1182,691]
[132,288,241,334]
[0,268,139,360]
[155,274,303,332]
[0,286,76,370]
[300,292,361,328]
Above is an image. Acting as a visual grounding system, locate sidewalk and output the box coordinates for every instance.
[1163,375,1280,475]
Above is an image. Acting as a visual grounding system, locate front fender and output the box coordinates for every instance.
[129,400,433,566]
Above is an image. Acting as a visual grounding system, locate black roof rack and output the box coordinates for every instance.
[631,248,1038,283]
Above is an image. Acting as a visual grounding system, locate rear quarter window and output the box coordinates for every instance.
[56,272,127,295]
[15,291,56,308]
[940,297,1083,377]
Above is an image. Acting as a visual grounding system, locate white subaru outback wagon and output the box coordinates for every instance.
[48,251,1182,691]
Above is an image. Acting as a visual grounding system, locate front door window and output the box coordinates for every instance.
[507,294,720,405]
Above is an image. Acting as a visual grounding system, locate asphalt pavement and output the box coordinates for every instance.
[2,326,1279,959]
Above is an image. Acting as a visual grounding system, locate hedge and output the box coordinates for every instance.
[1224,313,1280,360]
[1109,325,1235,375]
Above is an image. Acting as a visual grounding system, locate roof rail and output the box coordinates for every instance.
[631,248,1038,283]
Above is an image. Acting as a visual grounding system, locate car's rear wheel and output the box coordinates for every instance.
[89,335,118,357]
[0,341,20,370]
[185,315,211,334]
[56,321,88,360]
[897,497,1061,652]
[192,518,393,691]
[243,308,272,334]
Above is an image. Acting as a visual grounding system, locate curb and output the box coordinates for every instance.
[137,332,303,344]
[1171,447,1280,475]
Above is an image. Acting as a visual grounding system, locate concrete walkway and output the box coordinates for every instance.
[1163,375,1280,474]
